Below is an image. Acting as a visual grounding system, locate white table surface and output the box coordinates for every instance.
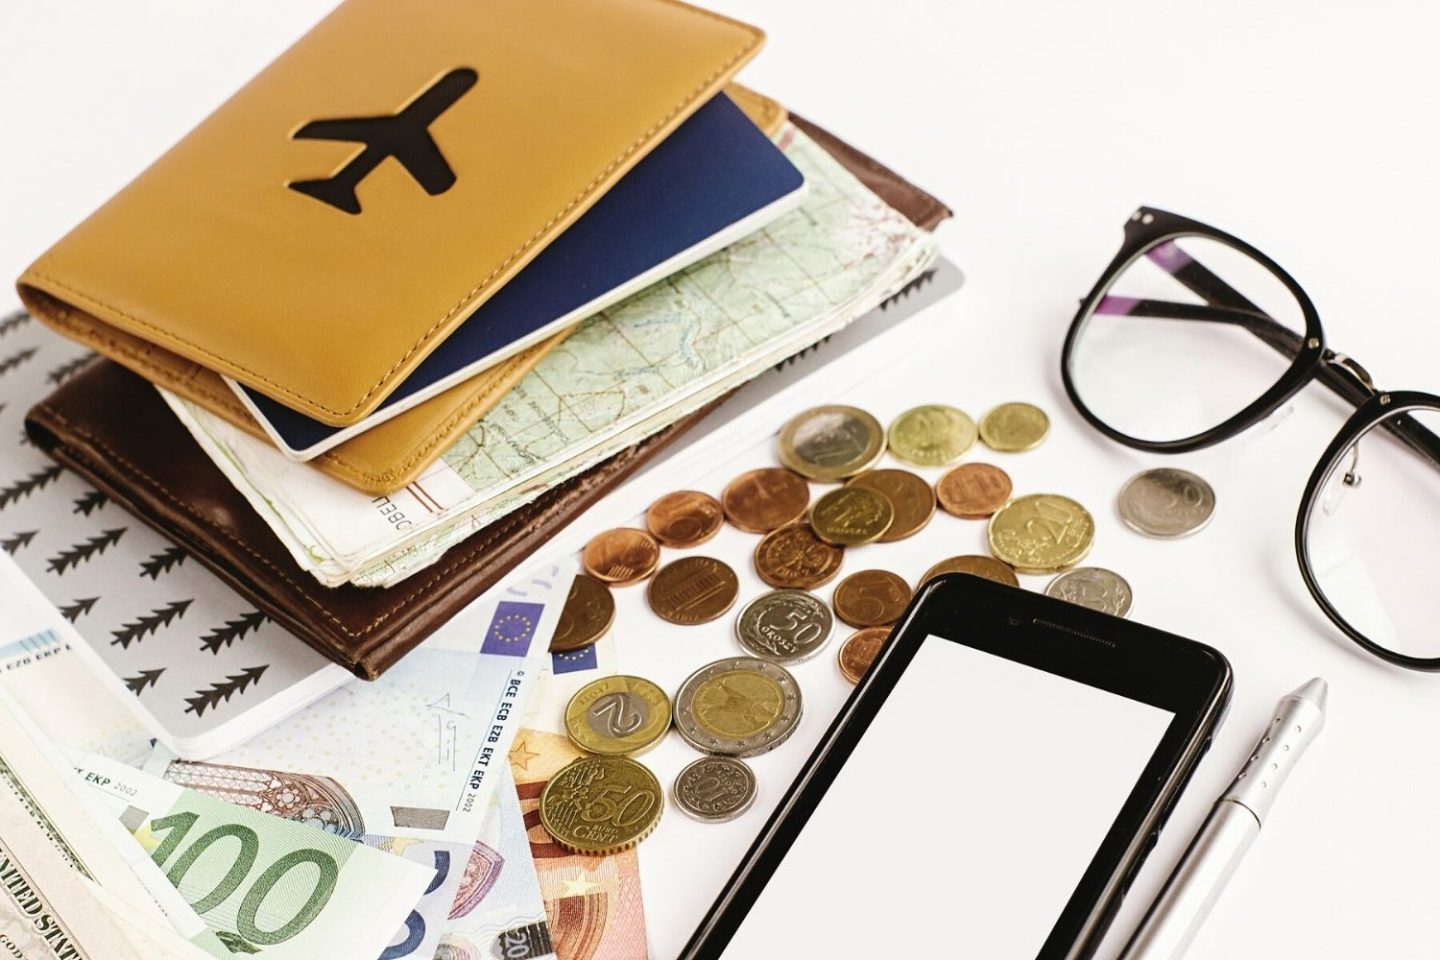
[5,3,1439,957]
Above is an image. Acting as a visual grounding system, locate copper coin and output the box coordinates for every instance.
[582,528,661,586]
[832,570,913,628]
[920,554,1020,588]
[646,490,724,548]
[549,574,616,652]
[838,627,891,684]
[936,463,1014,519]
[753,524,845,590]
[646,556,740,625]
[721,468,810,534]
[846,469,936,542]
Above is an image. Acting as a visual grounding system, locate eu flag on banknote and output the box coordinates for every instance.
[480,601,546,657]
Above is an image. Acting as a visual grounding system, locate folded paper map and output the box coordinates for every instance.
[165,124,939,588]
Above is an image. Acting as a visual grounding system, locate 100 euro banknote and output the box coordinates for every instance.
[71,751,433,959]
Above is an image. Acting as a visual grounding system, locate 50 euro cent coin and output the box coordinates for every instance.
[539,755,663,856]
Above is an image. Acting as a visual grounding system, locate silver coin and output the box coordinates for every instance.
[1045,567,1134,618]
[674,657,803,758]
[673,756,758,823]
[1117,468,1216,538]
[735,589,834,663]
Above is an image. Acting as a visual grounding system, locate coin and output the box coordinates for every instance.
[674,657,802,758]
[721,468,811,534]
[1045,567,1134,617]
[832,570,912,627]
[582,528,660,586]
[735,589,834,663]
[886,404,977,466]
[550,574,615,652]
[838,627,891,684]
[673,756,758,823]
[979,402,1050,452]
[809,486,893,546]
[1118,468,1216,538]
[538,755,662,855]
[754,524,845,589]
[920,554,1020,588]
[564,675,672,756]
[778,405,885,482]
[645,490,724,548]
[646,556,739,625]
[936,462,1013,519]
[846,469,935,541]
[988,494,1095,574]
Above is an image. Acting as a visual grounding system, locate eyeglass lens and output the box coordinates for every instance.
[1304,406,1440,660]
[1068,235,1306,443]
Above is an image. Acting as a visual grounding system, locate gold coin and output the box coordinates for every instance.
[645,490,724,548]
[809,487,893,547]
[582,528,660,585]
[675,657,802,757]
[838,627,891,684]
[753,524,845,590]
[549,574,615,652]
[936,462,1014,519]
[987,494,1095,574]
[539,756,662,855]
[979,402,1050,452]
[778,405,885,482]
[564,676,671,757]
[646,556,739,625]
[721,468,810,533]
[846,469,935,541]
[832,570,912,627]
[920,554,1020,588]
[886,404,977,467]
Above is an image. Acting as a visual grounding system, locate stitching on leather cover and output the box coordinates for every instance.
[32,402,642,646]
[24,5,763,419]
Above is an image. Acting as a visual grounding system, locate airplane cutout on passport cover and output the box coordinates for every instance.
[287,67,477,214]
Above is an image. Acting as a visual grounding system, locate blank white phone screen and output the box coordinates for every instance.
[719,634,1175,958]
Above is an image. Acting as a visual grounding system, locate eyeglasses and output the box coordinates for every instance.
[1061,206,1440,670]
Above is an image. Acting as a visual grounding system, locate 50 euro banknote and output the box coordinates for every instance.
[70,751,433,959]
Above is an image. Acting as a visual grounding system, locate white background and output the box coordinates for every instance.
[5,2,1440,957]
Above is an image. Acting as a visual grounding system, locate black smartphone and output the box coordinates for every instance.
[681,573,1232,960]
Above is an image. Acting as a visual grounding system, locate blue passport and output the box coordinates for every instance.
[230,93,807,459]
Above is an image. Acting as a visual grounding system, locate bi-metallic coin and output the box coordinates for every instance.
[1117,468,1217,538]
[979,402,1050,452]
[987,493,1095,574]
[886,404,977,467]
[778,405,886,482]
[646,556,739,625]
[673,756,758,823]
[674,657,802,758]
[564,675,672,756]
[735,589,834,663]
[539,756,662,855]
[1045,567,1134,618]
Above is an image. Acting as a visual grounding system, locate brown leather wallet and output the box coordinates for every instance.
[25,117,950,679]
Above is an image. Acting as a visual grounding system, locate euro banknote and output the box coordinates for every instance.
[70,751,433,959]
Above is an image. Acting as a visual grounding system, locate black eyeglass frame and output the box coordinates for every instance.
[1060,206,1440,671]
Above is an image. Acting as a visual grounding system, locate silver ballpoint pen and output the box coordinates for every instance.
[1118,677,1328,960]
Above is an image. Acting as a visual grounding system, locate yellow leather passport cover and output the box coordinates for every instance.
[17,0,763,426]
